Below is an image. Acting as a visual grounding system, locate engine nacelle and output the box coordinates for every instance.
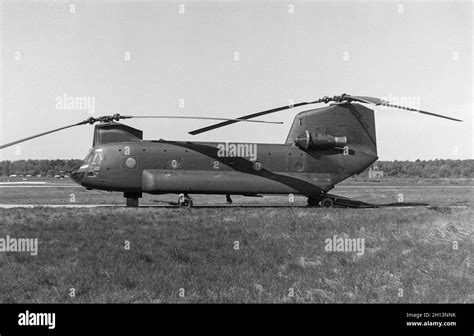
[295,130,347,150]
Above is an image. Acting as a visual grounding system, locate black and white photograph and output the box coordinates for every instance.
[0,0,472,333]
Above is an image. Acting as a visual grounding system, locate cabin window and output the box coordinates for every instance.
[125,157,137,169]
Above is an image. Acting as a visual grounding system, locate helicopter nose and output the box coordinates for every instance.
[70,164,86,185]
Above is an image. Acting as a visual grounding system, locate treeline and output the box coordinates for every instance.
[0,159,472,178]
[367,159,473,178]
[0,159,83,177]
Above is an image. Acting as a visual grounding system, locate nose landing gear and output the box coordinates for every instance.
[125,192,142,207]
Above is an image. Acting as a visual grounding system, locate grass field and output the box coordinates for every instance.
[0,179,472,303]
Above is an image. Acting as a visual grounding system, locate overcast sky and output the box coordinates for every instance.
[0,0,472,161]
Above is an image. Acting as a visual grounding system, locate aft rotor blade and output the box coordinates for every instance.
[122,115,283,124]
[378,103,462,122]
[188,101,313,135]
[349,95,462,122]
[0,121,87,150]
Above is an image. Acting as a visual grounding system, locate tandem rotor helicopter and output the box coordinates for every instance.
[1,93,462,208]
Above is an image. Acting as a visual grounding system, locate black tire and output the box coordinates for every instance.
[178,194,190,207]
[321,198,334,208]
[186,198,193,208]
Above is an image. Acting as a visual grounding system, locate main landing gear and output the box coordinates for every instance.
[307,196,333,208]
[307,196,320,207]
[178,193,193,208]
[321,198,334,208]
[307,194,375,208]
[226,194,233,205]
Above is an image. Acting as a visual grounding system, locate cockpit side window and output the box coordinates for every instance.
[84,152,93,163]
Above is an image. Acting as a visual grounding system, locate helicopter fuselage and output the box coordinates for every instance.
[70,138,377,200]
[70,103,380,205]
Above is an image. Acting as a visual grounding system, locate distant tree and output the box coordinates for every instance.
[438,164,451,178]
[358,159,473,179]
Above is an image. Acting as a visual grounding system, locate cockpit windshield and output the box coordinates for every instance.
[84,150,104,166]
[91,152,104,165]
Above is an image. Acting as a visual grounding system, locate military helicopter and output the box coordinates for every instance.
[0,93,462,207]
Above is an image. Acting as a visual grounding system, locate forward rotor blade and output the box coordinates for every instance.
[122,115,283,124]
[0,114,282,151]
[349,95,386,105]
[0,120,87,150]
[349,95,462,122]
[188,101,313,135]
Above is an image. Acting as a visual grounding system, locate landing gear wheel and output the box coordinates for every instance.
[178,194,193,208]
[321,197,334,208]
[307,197,320,207]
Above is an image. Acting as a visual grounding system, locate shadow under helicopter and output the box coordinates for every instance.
[151,200,430,209]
